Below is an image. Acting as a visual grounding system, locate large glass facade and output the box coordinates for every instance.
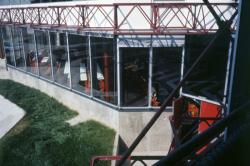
[35,30,52,80]
[22,28,38,74]
[12,27,26,69]
[2,26,15,66]
[68,34,90,94]
[121,48,149,107]
[50,32,70,87]
[152,47,182,106]
[1,25,189,109]
[91,37,117,104]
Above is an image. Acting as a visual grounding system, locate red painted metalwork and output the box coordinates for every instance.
[90,155,163,166]
[168,97,222,155]
[0,3,237,35]
[196,101,222,154]
[199,101,222,133]
[90,156,124,166]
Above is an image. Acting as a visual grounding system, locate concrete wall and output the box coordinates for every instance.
[119,111,172,155]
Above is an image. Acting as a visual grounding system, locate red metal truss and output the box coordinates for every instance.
[0,3,238,35]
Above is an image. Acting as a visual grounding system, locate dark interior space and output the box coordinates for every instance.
[152,47,182,106]
[183,34,231,103]
[121,47,149,107]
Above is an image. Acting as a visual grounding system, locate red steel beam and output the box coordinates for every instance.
[0,3,238,35]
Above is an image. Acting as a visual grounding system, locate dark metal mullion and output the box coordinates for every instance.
[10,26,16,67]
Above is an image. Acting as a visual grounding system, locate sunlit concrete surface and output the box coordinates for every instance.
[0,59,8,80]
[0,95,26,139]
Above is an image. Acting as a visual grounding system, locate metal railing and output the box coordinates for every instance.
[91,155,164,166]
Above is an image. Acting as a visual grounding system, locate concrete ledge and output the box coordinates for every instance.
[0,95,26,139]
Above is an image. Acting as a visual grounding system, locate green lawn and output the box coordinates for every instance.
[0,80,115,166]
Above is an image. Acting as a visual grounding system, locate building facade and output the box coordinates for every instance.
[0,0,237,155]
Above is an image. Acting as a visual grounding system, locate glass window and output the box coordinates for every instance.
[91,37,117,105]
[68,34,90,94]
[0,37,4,59]
[2,26,15,66]
[35,30,52,80]
[50,32,70,87]
[12,27,26,69]
[152,47,182,107]
[22,28,38,74]
[183,35,229,102]
[121,48,149,107]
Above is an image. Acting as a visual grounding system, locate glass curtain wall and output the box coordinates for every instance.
[1,25,186,109]
[152,47,182,107]
[35,30,52,80]
[68,34,90,94]
[50,32,70,87]
[121,48,149,107]
[12,27,26,69]
[22,28,38,74]
[2,26,15,66]
[91,37,117,105]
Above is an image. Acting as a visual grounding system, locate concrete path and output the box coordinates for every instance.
[0,95,25,139]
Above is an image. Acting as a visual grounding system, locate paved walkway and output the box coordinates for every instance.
[0,95,25,139]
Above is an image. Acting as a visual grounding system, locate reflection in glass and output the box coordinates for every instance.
[68,34,90,94]
[22,28,38,74]
[50,32,70,87]
[91,37,117,104]
[152,47,182,106]
[12,27,26,69]
[121,48,149,107]
[35,30,52,80]
[2,26,15,66]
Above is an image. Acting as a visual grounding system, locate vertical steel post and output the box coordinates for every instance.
[152,4,158,32]
[180,44,185,96]
[57,7,60,26]
[114,5,118,34]
[66,32,72,89]
[38,8,41,25]
[116,36,121,107]
[10,26,16,67]
[223,39,233,113]
[20,28,27,71]
[33,30,39,76]
[81,6,85,27]
[148,36,153,107]
[88,35,93,97]
[48,30,54,81]
[8,9,12,24]
[22,8,25,24]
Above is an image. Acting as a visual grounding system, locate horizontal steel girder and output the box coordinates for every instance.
[0,3,238,35]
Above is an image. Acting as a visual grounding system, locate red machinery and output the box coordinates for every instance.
[169,96,222,154]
